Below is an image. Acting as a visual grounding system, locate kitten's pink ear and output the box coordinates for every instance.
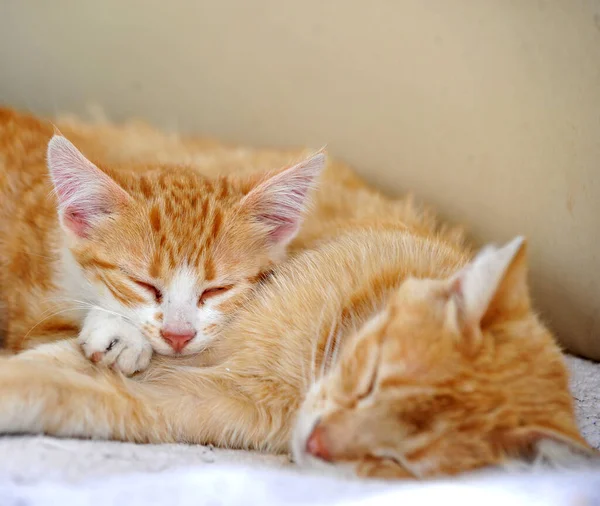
[499,426,598,467]
[240,151,326,253]
[447,237,530,337]
[47,135,131,238]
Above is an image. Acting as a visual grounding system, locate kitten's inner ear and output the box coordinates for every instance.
[47,135,131,238]
[498,426,598,468]
[240,151,326,254]
[447,237,530,338]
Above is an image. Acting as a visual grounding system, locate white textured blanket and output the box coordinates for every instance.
[0,355,599,505]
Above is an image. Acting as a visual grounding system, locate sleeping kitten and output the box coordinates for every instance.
[0,226,593,478]
[0,108,324,374]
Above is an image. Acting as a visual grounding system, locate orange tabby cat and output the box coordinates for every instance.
[0,107,592,479]
[0,225,592,478]
[0,108,325,373]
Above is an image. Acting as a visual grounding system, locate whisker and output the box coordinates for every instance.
[329,327,343,373]
[326,300,344,374]
[309,334,318,386]
[89,306,137,326]
[320,317,337,381]
[21,308,87,343]
[299,354,309,392]
[36,302,89,319]
[310,306,327,386]
[38,297,100,317]
[39,297,140,329]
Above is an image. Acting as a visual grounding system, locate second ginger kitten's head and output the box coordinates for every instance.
[294,238,595,479]
[47,135,325,356]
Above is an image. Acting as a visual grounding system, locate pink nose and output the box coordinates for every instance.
[305,425,331,461]
[160,328,196,352]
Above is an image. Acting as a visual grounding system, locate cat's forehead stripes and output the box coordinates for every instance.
[109,169,248,281]
[149,206,161,232]
[145,200,229,281]
[120,169,247,204]
[70,168,246,284]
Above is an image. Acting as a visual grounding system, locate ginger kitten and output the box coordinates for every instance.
[0,226,592,478]
[0,108,324,373]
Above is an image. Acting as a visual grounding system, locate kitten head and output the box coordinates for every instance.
[294,237,595,479]
[47,135,325,355]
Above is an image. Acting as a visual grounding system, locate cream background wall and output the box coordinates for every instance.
[1,1,599,358]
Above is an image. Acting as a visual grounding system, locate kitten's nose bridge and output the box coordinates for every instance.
[162,320,195,335]
[163,300,195,331]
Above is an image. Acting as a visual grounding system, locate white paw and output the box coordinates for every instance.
[78,309,152,376]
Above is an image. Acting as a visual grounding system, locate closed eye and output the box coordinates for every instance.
[356,347,381,401]
[198,285,233,306]
[132,279,163,303]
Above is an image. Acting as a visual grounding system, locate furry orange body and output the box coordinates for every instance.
[0,108,592,479]
[0,107,325,370]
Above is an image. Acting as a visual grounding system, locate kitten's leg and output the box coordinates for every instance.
[0,342,289,451]
[78,308,152,375]
[139,363,292,451]
[0,340,170,442]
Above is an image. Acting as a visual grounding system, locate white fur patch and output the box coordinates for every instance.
[147,266,228,355]
[54,242,98,325]
[162,266,199,335]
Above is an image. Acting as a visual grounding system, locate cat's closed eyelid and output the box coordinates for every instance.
[129,277,163,303]
[198,285,234,306]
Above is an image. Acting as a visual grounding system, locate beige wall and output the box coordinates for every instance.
[1,1,599,358]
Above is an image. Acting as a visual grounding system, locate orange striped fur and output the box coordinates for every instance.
[0,108,591,480]
[0,107,324,371]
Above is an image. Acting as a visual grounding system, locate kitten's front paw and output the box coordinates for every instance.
[78,310,152,376]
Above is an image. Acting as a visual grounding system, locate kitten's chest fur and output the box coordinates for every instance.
[54,244,99,323]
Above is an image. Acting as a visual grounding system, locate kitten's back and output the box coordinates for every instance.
[54,110,469,252]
